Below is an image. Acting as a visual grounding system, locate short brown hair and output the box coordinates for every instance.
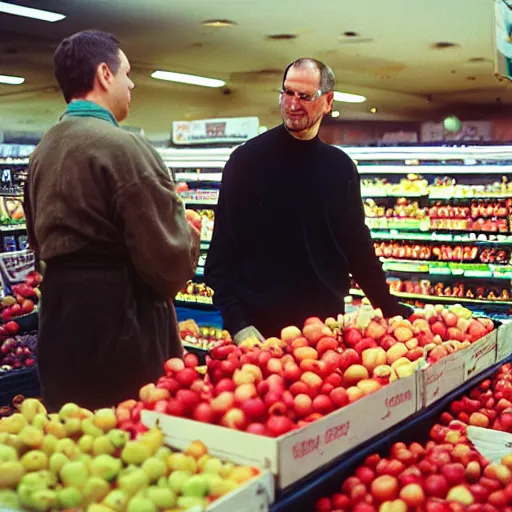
[54,30,121,103]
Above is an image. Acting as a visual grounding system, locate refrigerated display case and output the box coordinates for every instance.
[159,144,512,325]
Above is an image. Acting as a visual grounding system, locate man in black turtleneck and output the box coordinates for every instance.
[205,58,411,342]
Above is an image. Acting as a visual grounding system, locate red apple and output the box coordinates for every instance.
[330,387,349,408]
[246,422,269,436]
[164,357,185,375]
[241,397,267,420]
[312,395,334,415]
[266,415,294,437]
[220,408,247,430]
[424,474,449,499]
[192,402,214,423]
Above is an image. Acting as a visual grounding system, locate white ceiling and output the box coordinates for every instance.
[1,0,511,138]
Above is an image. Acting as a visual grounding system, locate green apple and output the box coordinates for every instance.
[121,441,151,466]
[20,450,48,472]
[58,402,80,421]
[118,468,150,496]
[32,414,49,431]
[0,489,20,508]
[0,444,17,463]
[57,486,83,508]
[18,425,44,448]
[90,454,122,481]
[126,495,157,512]
[30,488,57,511]
[49,453,69,474]
[81,418,103,437]
[155,446,172,461]
[55,438,80,459]
[102,489,129,511]
[167,470,192,494]
[78,434,94,453]
[107,428,129,449]
[93,435,115,456]
[82,476,110,504]
[202,457,223,474]
[41,434,58,457]
[146,486,177,508]
[141,457,167,481]
[59,460,89,488]
[182,474,209,497]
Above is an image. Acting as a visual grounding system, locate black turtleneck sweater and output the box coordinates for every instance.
[204,124,403,337]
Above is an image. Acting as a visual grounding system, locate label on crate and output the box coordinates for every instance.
[497,322,512,363]
[278,375,417,488]
[463,331,498,380]
[420,352,465,407]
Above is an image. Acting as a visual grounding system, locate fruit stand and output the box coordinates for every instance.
[3,142,512,511]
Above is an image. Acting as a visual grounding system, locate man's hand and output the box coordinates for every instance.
[234,325,265,346]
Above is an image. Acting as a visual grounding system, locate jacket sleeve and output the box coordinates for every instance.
[112,138,199,298]
[204,150,248,334]
[339,160,404,318]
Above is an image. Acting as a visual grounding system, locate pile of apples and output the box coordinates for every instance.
[315,363,512,512]
[0,397,260,511]
[0,270,42,324]
[139,304,494,437]
[0,335,36,373]
[439,364,512,433]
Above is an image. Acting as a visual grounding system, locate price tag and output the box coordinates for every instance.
[467,426,512,464]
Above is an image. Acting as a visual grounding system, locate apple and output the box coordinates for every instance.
[266,415,293,437]
[312,395,334,415]
[343,364,369,387]
[192,403,214,423]
[362,347,387,373]
[220,408,247,430]
[330,387,349,408]
[344,328,363,347]
[339,349,361,371]
[370,475,399,502]
[281,326,302,343]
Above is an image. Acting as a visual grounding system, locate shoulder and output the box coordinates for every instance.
[230,125,284,159]
[318,142,359,180]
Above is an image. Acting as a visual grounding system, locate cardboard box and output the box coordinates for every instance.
[463,330,497,380]
[207,471,274,512]
[497,322,512,364]
[142,374,418,489]
[419,350,465,408]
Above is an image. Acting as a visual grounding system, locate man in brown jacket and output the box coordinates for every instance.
[24,30,199,411]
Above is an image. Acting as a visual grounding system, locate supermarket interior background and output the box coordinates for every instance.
[3,0,512,142]
[4,1,512,511]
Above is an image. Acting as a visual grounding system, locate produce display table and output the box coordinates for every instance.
[270,353,512,512]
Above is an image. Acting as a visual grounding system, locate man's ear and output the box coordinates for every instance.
[97,62,113,91]
[325,91,334,115]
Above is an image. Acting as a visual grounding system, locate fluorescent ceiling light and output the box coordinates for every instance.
[0,74,25,85]
[0,1,65,22]
[151,70,225,88]
[333,91,366,103]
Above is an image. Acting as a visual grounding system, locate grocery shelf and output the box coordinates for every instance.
[349,288,512,306]
[362,189,512,200]
[175,172,223,182]
[370,230,512,244]
[357,164,512,175]
[0,223,26,231]
[182,198,218,205]
[270,353,512,510]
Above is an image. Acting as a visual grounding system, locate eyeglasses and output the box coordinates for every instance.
[280,88,324,102]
